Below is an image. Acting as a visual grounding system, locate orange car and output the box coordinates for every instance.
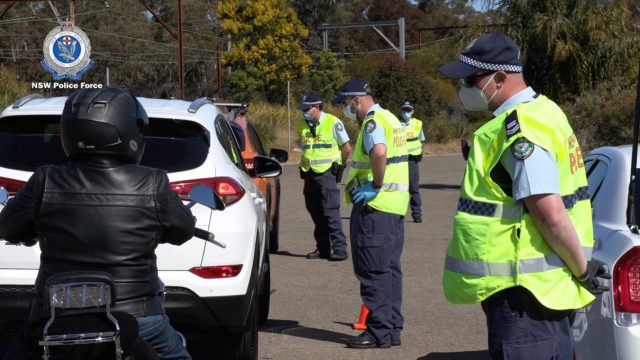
[228,106,288,253]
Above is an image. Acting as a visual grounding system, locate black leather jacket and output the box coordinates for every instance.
[0,158,195,316]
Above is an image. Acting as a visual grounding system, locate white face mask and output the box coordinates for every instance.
[343,98,358,120]
[303,110,313,122]
[458,73,498,112]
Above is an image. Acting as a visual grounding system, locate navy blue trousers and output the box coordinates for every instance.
[408,159,422,218]
[350,205,404,344]
[481,286,575,360]
[303,170,347,254]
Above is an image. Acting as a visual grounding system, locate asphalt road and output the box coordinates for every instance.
[260,154,491,360]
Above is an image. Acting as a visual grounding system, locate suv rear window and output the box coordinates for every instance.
[0,115,209,173]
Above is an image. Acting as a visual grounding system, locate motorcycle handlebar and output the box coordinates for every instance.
[193,228,226,248]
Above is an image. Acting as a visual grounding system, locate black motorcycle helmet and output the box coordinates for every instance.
[60,86,149,164]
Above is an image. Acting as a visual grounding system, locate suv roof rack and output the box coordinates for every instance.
[188,97,216,113]
[12,94,45,109]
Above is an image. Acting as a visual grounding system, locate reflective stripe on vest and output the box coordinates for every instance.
[345,179,409,193]
[445,247,593,276]
[456,186,590,220]
[351,155,409,169]
[303,143,336,149]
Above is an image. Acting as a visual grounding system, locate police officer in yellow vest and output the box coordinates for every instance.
[332,79,409,349]
[297,92,352,261]
[400,101,425,223]
[439,33,610,359]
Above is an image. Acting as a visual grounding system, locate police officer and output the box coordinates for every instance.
[332,79,409,349]
[297,92,352,261]
[400,101,425,223]
[438,33,610,359]
[0,87,194,359]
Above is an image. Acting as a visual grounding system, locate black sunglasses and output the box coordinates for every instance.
[461,71,494,87]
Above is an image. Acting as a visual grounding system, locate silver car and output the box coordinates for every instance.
[573,145,640,359]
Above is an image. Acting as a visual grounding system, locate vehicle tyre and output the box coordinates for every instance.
[268,181,281,253]
[220,296,258,360]
[258,256,270,325]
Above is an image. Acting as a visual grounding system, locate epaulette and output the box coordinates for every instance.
[504,110,520,139]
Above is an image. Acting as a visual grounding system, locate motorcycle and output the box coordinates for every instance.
[0,185,225,360]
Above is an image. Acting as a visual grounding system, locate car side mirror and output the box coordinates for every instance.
[269,148,288,163]
[253,155,282,178]
[188,185,225,211]
[0,188,7,205]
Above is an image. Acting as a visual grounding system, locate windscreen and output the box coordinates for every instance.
[0,115,209,173]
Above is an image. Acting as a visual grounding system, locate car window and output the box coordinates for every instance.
[0,115,209,173]
[141,118,209,172]
[0,115,66,171]
[585,158,608,202]
[247,122,266,155]
[214,115,246,170]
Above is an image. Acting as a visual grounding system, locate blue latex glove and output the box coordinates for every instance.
[351,181,380,205]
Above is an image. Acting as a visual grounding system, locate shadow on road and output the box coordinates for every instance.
[272,251,308,258]
[420,183,461,190]
[418,350,490,360]
[260,319,352,344]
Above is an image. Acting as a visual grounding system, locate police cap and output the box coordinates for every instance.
[401,101,415,111]
[438,33,523,80]
[331,79,372,105]
[296,92,322,111]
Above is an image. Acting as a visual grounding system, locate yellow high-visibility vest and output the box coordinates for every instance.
[344,108,409,215]
[443,95,595,310]
[298,113,342,173]
[405,118,423,156]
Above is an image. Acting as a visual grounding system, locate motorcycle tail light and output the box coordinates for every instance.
[0,176,26,195]
[189,265,243,279]
[170,177,245,206]
[613,246,640,325]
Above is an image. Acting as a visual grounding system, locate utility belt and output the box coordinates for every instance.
[408,154,423,162]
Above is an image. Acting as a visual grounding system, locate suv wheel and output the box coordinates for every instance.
[220,296,258,360]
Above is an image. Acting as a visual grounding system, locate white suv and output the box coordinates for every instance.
[0,94,282,359]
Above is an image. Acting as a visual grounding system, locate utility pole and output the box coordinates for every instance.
[138,0,185,99]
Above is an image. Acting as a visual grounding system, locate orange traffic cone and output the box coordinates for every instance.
[352,304,369,330]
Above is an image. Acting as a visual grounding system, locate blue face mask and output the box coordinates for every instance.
[402,111,411,121]
[303,111,313,122]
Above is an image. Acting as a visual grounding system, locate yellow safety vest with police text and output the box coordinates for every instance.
[443,95,595,310]
[298,113,343,173]
[344,108,410,215]
[405,118,423,156]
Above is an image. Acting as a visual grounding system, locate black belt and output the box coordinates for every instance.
[112,295,165,316]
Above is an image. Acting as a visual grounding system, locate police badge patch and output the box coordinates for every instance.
[335,122,344,132]
[511,138,534,160]
[364,121,377,133]
[41,22,94,80]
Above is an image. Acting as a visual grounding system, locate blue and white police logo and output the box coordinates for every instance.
[41,22,94,81]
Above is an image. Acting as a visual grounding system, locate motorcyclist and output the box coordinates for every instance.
[0,86,195,359]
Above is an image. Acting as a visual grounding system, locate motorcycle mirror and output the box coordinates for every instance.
[188,185,225,211]
[0,188,8,205]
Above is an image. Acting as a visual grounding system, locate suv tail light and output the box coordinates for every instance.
[613,246,640,326]
[0,176,26,195]
[190,265,243,279]
[170,177,245,206]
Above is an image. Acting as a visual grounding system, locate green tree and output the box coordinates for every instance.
[217,0,311,103]
[307,50,347,101]
[493,0,640,100]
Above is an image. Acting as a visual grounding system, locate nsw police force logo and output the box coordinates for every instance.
[41,22,94,81]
